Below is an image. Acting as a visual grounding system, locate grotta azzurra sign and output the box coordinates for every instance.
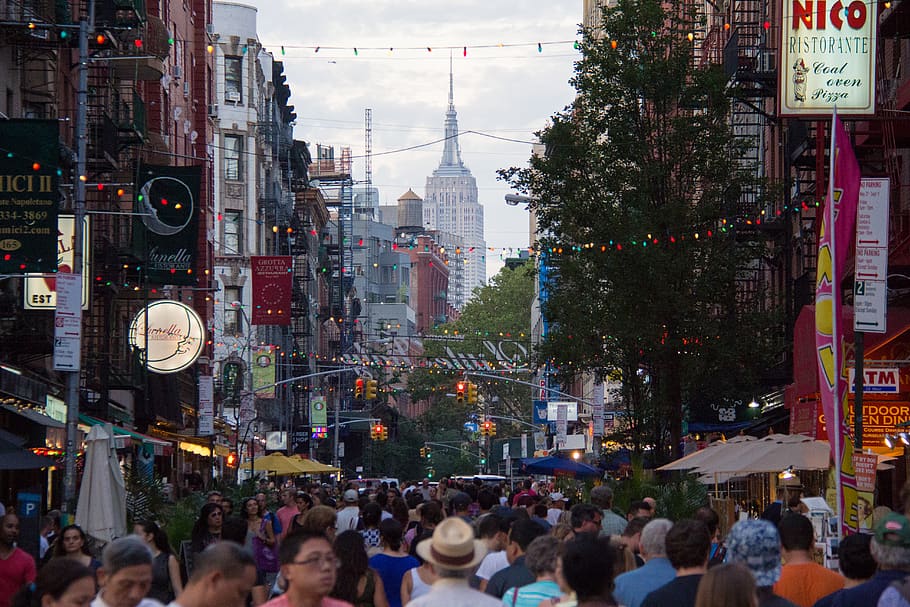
[779,0,877,116]
[129,300,205,373]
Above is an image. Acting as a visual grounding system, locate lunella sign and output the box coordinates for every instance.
[129,300,205,373]
[779,0,877,115]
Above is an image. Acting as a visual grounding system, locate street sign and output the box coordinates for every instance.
[53,272,82,371]
[853,179,890,334]
[464,422,479,433]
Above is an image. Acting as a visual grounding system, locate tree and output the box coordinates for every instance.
[500,0,782,461]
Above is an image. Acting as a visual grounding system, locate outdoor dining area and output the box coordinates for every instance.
[239,452,340,476]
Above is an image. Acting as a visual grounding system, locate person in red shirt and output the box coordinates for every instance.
[0,513,37,607]
[275,489,299,542]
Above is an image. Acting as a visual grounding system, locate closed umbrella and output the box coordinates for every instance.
[76,425,127,544]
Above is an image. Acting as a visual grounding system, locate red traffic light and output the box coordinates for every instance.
[226,451,238,467]
[95,33,107,45]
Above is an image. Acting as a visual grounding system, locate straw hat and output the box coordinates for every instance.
[416,517,487,570]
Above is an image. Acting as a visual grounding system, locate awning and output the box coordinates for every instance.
[78,414,172,455]
[0,434,56,470]
[1,404,64,428]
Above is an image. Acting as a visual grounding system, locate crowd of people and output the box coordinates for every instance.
[4,475,910,607]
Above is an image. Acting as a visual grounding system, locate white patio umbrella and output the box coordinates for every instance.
[657,435,756,472]
[699,433,831,475]
[76,425,127,544]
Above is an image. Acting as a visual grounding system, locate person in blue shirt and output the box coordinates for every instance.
[612,518,675,607]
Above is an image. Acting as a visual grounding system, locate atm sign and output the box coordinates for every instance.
[849,368,899,393]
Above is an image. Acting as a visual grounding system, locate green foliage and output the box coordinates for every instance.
[498,0,783,461]
[162,495,204,549]
[124,464,167,528]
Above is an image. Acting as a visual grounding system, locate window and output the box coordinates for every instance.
[223,287,242,335]
[223,211,242,255]
[224,56,242,102]
[224,135,242,180]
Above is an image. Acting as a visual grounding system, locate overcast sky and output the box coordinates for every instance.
[238,0,580,278]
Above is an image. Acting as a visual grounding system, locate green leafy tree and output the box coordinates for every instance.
[500,0,782,461]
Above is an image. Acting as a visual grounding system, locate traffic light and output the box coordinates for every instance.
[365,379,378,400]
[380,425,388,441]
[490,422,497,436]
[226,451,238,467]
[456,381,466,402]
[480,457,486,465]
[354,378,364,399]
[420,446,427,458]
[370,423,381,440]
[90,29,118,51]
[467,382,478,405]
[480,420,491,436]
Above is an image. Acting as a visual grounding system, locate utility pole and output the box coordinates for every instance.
[63,0,94,512]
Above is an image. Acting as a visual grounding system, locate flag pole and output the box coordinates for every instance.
[829,106,843,539]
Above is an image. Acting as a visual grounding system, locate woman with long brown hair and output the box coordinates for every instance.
[694,563,758,607]
[330,530,389,607]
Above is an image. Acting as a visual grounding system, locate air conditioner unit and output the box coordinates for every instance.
[173,65,182,79]
[206,23,215,35]
[208,104,219,118]
[183,82,190,97]
[226,92,241,103]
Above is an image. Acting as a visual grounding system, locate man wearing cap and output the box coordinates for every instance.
[725,519,797,607]
[408,517,501,607]
[613,518,675,607]
[820,513,910,607]
[336,489,361,532]
[546,493,568,526]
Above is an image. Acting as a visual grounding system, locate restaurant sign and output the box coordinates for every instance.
[129,300,205,373]
[779,0,877,116]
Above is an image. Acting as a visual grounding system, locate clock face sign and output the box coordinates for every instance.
[129,300,205,373]
[257,354,272,367]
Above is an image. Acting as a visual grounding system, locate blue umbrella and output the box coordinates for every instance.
[521,455,603,478]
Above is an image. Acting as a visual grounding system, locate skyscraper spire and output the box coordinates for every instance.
[439,51,464,169]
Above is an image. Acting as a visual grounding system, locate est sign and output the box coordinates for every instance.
[849,368,899,393]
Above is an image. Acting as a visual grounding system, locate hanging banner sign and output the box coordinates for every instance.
[556,403,568,449]
[24,215,90,310]
[779,0,878,116]
[251,346,276,398]
[132,163,201,285]
[0,120,59,274]
[129,300,205,373]
[852,452,877,492]
[592,381,605,438]
[309,396,327,427]
[250,256,292,325]
[198,375,214,436]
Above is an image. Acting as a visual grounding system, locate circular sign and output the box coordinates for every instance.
[138,176,195,236]
[129,300,205,374]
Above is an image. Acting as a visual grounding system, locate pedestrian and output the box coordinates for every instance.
[166,542,257,607]
[694,507,726,567]
[473,514,511,592]
[694,563,758,607]
[269,490,293,542]
[824,512,910,607]
[612,518,675,607]
[589,486,626,536]
[368,519,417,607]
[502,535,563,607]
[640,519,711,607]
[360,503,383,555]
[11,558,94,607]
[484,519,547,599]
[832,533,875,589]
[546,493,568,527]
[626,501,653,521]
[261,530,350,607]
[330,530,388,607]
[241,497,279,589]
[569,504,603,536]
[618,517,649,567]
[133,521,183,604]
[51,525,102,575]
[406,517,499,607]
[39,515,55,560]
[404,502,443,548]
[401,532,436,605]
[296,505,337,542]
[725,518,796,607]
[337,490,362,532]
[760,488,787,526]
[288,492,313,536]
[0,513,37,607]
[190,503,224,554]
[91,536,161,607]
[773,514,843,607]
[221,498,234,518]
[560,532,619,607]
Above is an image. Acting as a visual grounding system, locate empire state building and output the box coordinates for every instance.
[424,60,486,310]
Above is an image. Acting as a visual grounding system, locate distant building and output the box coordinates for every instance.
[423,60,485,310]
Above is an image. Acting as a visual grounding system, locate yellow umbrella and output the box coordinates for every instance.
[240,453,308,475]
[288,454,340,474]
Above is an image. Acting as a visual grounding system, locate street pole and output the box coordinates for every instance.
[63,0,93,513]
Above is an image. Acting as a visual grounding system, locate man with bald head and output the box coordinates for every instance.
[168,542,257,607]
[0,513,36,607]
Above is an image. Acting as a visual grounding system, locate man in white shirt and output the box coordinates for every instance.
[167,542,257,607]
[335,489,361,531]
[410,518,501,607]
[91,536,163,607]
[473,513,510,592]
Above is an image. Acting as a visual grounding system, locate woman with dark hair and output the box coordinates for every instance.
[190,502,224,554]
[403,500,443,548]
[11,558,94,607]
[288,492,313,535]
[50,525,100,574]
[389,498,409,531]
[241,497,279,588]
[694,563,758,607]
[368,519,418,607]
[561,533,619,607]
[330,530,389,607]
[360,502,383,554]
[400,531,436,606]
[133,520,183,603]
